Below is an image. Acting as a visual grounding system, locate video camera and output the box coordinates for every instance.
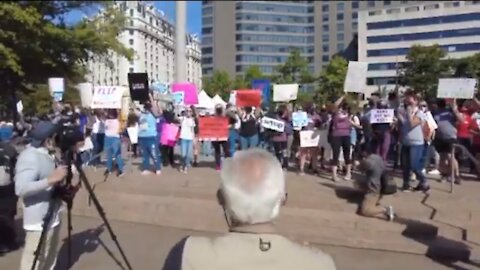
[55,113,84,153]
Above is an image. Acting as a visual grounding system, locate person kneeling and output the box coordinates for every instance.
[356,144,396,221]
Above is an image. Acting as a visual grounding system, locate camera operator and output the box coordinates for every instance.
[15,121,68,270]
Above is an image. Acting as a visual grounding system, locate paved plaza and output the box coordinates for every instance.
[2,160,480,269]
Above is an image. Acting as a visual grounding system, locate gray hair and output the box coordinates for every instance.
[220,149,285,225]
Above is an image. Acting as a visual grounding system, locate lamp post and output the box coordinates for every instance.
[175,1,187,83]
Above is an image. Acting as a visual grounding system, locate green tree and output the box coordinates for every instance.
[0,2,133,116]
[203,70,232,100]
[317,55,348,104]
[400,44,448,98]
[274,49,314,84]
[231,65,266,89]
[467,53,480,82]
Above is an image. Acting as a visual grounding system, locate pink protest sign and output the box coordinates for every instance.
[172,83,198,105]
[160,123,179,146]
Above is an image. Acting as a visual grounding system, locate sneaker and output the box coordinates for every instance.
[141,170,151,176]
[118,171,125,177]
[193,162,198,167]
[386,206,395,221]
[215,165,221,171]
[428,169,440,175]
[183,167,188,174]
[402,185,412,192]
[156,170,162,175]
[298,171,305,176]
[344,174,352,181]
[421,169,426,175]
[414,185,430,193]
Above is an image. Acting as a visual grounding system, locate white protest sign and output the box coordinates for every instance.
[173,91,185,106]
[370,109,394,124]
[48,78,65,94]
[229,91,236,105]
[127,125,139,144]
[91,86,123,109]
[273,84,299,102]
[344,61,368,93]
[300,130,321,147]
[75,83,93,108]
[16,101,23,113]
[261,117,285,132]
[425,111,438,130]
[437,78,477,99]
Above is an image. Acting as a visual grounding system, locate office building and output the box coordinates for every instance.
[201,1,418,78]
[86,1,202,88]
[358,1,480,88]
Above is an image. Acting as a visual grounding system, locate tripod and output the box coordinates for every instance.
[31,150,133,270]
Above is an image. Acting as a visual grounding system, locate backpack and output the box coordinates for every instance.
[0,142,18,187]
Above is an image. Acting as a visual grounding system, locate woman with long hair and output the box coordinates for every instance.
[179,107,196,173]
[138,102,162,175]
[104,109,124,177]
[330,95,353,182]
[239,106,259,149]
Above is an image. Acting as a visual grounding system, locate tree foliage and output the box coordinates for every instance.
[0,1,133,116]
[274,49,314,84]
[232,65,267,89]
[317,56,348,104]
[202,70,232,100]
[467,53,480,82]
[400,44,448,98]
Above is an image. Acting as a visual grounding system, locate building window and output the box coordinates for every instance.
[337,33,344,41]
[405,6,420,12]
[368,1,375,7]
[337,2,345,11]
[322,55,329,62]
[424,4,440,10]
[337,23,344,32]
[129,39,134,45]
[322,14,329,22]
[337,13,344,20]
[322,25,329,31]
[353,12,358,19]
[352,22,358,30]
[337,43,344,51]
[202,27,213,34]
[445,2,461,8]
[130,9,134,17]
[149,17,153,25]
[322,45,329,52]
[384,0,391,5]
[130,20,134,26]
[129,30,134,35]
[352,1,359,9]
[322,5,328,12]
[322,34,329,42]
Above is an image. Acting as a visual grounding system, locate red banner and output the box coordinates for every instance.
[198,116,229,141]
[236,90,262,107]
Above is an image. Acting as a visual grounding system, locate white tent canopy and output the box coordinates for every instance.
[213,94,227,107]
[196,90,215,109]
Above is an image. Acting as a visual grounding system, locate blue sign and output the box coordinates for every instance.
[252,79,271,108]
[53,92,64,102]
[172,92,184,106]
[292,112,308,129]
[151,82,169,94]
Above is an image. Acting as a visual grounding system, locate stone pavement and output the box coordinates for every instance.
[0,215,473,270]
[62,160,480,264]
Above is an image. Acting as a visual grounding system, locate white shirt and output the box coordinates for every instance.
[180,117,195,140]
[105,119,120,137]
[92,117,105,134]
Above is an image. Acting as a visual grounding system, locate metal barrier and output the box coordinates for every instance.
[450,143,479,194]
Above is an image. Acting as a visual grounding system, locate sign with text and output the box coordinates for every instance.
[261,117,285,132]
[273,84,299,102]
[91,86,123,109]
[160,123,179,146]
[172,83,198,105]
[437,78,478,99]
[370,109,395,124]
[252,79,271,107]
[198,116,229,141]
[128,73,149,103]
[48,78,65,94]
[151,81,169,94]
[300,130,321,148]
[292,111,308,129]
[172,92,185,106]
[235,89,262,107]
[75,83,94,108]
[344,61,368,93]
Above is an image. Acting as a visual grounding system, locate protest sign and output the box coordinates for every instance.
[261,117,285,132]
[273,84,299,102]
[252,79,271,107]
[48,77,65,101]
[160,123,179,146]
[16,101,23,114]
[344,61,368,93]
[172,92,185,106]
[127,73,149,103]
[198,116,229,141]
[425,111,438,130]
[229,91,236,105]
[127,125,139,144]
[151,81,169,94]
[292,111,308,128]
[369,109,395,124]
[75,83,93,108]
[172,83,198,105]
[235,90,262,107]
[300,130,321,147]
[437,78,477,99]
[91,86,124,109]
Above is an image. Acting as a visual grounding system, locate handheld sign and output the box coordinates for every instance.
[236,90,262,107]
[344,61,368,93]
[172,83,198,105]
[127,125,139,144]
[151,81,169,95]
[273,84,299,102]
[370,109,394,124]
[261,117,285,132]
[172,92,185,106]
[75,83,94,108]
[198,116,229,141]
[160,123,179,146]
[252,79,271,107]
[128,73,150,103]
[292,112,308,129]
[91,86,124,109]
[437,78,477,99]
[300,130,321,148]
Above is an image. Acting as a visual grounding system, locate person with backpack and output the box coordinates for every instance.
[0,141,19,253]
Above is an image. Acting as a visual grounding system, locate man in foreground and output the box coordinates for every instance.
[163,149,336,270]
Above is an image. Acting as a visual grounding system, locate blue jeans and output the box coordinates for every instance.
[91,133,105,165]
[138,136,161,171]
[401,145,427,188]
[181,139,193,167]
[240,134,259,150]
[228,129,239,156]
[80,150,93,166]
[104,136,124,173]
[201,141,212,156]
